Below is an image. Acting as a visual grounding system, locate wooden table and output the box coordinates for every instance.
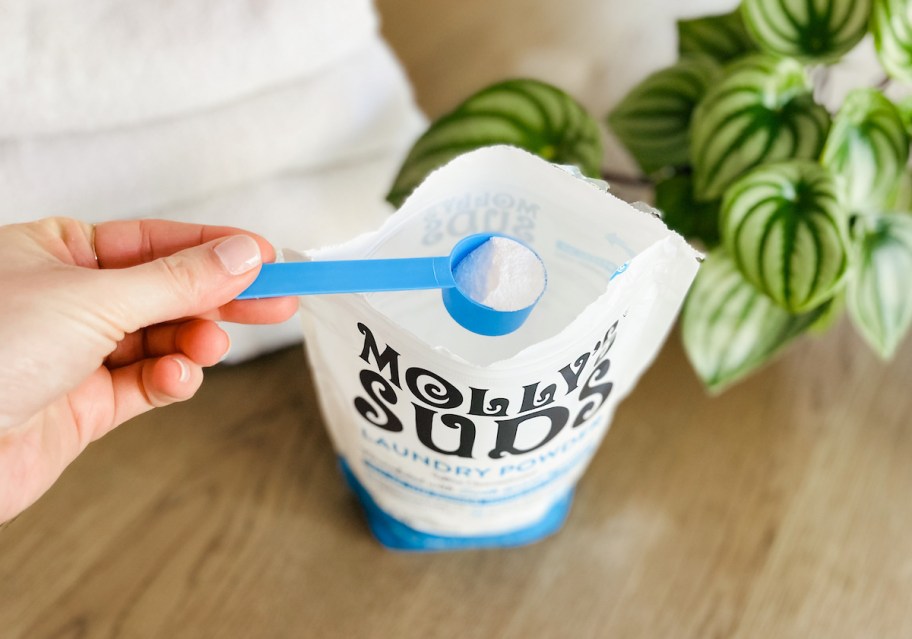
[4,2,912,637]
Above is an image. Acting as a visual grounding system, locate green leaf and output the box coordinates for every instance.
[894,95,912,141]
[808,292,845,334]
[690,55,830,201]
[720,160,850,313]
[872,0,912,83]
[895,95,912,137]
[653,172,721,248]
[386,79,602,208]
[742,0,871,62]
[607,56,720,175]
[682,249,828,393]
[887,168,912,211]
[821,89,910,214]
[677,10,758,64]
[847,213,912,358]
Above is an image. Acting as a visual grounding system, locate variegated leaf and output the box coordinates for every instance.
[654,173,721,248]
[872,0,912,83]
[888,169,912,211]
[608,56,720,174]
[895,94,912,136]
[743,0,871,62]
[847,213,912,358]
[387,79,602,208]
[809,291,845,334]
[821,89,910,214]
[677,10,758,64]
[721,161,850,313]
[690,55,830,201]
[682,249,828,393]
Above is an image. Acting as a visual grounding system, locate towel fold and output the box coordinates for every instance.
[0,0,378,137]
[152,150,409,362]
[0,0,428,361]
[0,37,426,223]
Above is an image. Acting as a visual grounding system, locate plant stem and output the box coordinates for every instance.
[600,170,652,187]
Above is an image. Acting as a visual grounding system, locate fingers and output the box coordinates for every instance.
[195,296,299,324]
[93,219,276,268]
[106,303,298,370]
[106,355,204,434]
[81,218,297,331]
[100,234,273,332]
[105,319,230,368]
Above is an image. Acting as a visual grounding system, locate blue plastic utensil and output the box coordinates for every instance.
[236,232,545,336]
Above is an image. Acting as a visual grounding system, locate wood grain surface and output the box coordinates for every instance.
[3,1,912,638]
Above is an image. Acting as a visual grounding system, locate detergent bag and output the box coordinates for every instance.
[295,146,700,550]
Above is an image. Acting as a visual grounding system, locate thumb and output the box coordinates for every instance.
[101,234,263,331]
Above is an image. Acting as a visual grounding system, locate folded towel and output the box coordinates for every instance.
[0,0,378,137]
[152,150,411,363]
[0,37,426,224]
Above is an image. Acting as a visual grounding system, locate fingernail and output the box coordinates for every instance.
[174,357,190,383]
[214,235,261,275]
[218,334,232,364]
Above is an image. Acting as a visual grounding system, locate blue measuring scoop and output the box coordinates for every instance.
[235,232,546,336]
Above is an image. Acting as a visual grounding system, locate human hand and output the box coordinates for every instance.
[0,218,297,523]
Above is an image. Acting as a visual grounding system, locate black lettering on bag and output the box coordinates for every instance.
[357,323,401,389]
[468,387,510,417]
[489,406,570,459]
[572,359,613,428]
[414,405,476,458]
[519,382,557,413]
[354,369,402,432]
[405,367,463,410]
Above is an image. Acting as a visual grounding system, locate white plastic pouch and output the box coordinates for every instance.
[295,146,700,550]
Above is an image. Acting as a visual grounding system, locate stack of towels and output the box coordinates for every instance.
[0,0,426,360]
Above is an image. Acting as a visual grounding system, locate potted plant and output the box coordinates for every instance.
[386,0,912,392]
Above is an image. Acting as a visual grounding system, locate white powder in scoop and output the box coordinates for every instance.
[453,237,546,311]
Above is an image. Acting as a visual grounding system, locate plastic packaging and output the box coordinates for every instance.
[295,146,700,550]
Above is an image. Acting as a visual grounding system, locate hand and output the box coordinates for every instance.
[0,217,298,523]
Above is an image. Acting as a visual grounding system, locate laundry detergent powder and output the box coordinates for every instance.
[293,146,700,551]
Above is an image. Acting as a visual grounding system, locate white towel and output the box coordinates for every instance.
[152,150,411,363]
[0,37,426,224]
[0,0,378,137]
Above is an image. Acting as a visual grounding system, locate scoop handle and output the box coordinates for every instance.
[236,256,456,299]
